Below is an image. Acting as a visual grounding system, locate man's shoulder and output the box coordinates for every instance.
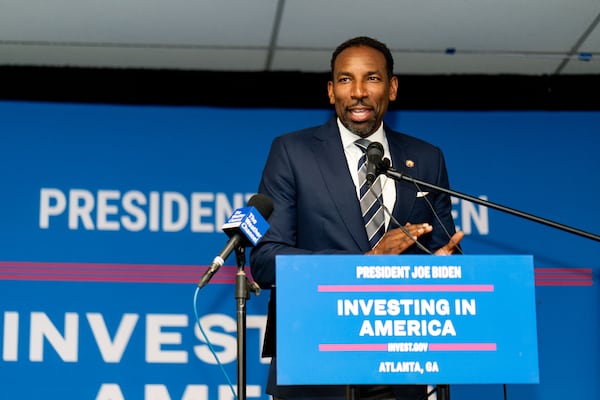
[274,116,337,143]
[386,126,442,153]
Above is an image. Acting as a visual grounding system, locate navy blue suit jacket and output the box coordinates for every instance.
[251,116,456,289]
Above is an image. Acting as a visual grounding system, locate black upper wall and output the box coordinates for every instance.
[2,66,599,110]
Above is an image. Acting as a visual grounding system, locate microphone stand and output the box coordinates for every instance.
[345,385,359,400]
[234,246,260,400]
[382,164,600,243]
[378,162,600,400]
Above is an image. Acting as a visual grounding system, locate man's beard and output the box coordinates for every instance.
[340,114,379,138]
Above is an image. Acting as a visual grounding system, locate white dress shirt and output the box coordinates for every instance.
[337,118,397,229]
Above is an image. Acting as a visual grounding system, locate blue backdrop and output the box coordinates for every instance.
[0,101,598,400]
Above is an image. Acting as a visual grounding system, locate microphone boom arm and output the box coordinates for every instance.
[383,164,600,243]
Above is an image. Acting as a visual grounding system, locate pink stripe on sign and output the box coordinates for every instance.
[318,284,494,292]
[429,343,497,351]
[319,344,388,352]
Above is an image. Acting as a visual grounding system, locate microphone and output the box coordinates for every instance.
[366,141,384,186]
[197,193,273,289]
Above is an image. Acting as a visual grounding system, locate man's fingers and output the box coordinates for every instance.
[435,231,464,255]
[369,223,437,255]
[448,231,465,248]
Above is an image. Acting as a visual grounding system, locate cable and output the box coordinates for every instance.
[420,386,437,400]
[408,180,464,255]
[369,183,433,255]
[193,286,237,400]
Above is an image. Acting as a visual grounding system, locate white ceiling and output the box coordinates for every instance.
[1,0,599,75]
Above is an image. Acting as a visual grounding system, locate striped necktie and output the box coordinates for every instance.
[355,139,386,248]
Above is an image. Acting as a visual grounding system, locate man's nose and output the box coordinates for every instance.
[351,82,367,98]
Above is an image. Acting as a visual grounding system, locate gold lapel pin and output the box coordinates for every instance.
[405,160,415,168]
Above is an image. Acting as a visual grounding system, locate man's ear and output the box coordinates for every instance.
[389,76,398,102]
[327,81,335,105]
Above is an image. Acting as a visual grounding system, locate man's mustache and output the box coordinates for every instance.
[347,99,372,108]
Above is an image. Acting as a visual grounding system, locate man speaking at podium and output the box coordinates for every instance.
[251,36,463,400]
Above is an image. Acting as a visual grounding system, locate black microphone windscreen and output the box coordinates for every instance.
[366,141,384,157]
[247,193,274,219]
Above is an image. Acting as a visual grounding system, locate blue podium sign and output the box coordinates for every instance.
[275,255,539,385]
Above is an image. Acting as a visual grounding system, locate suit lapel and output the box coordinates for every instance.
[387,129,417,225]
[312,118,370,251]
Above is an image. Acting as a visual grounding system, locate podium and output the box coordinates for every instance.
[275,255,539,394]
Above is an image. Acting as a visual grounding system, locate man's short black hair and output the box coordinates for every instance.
[330,36,395,80]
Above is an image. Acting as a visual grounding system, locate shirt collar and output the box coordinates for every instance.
[337,118,386,151]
